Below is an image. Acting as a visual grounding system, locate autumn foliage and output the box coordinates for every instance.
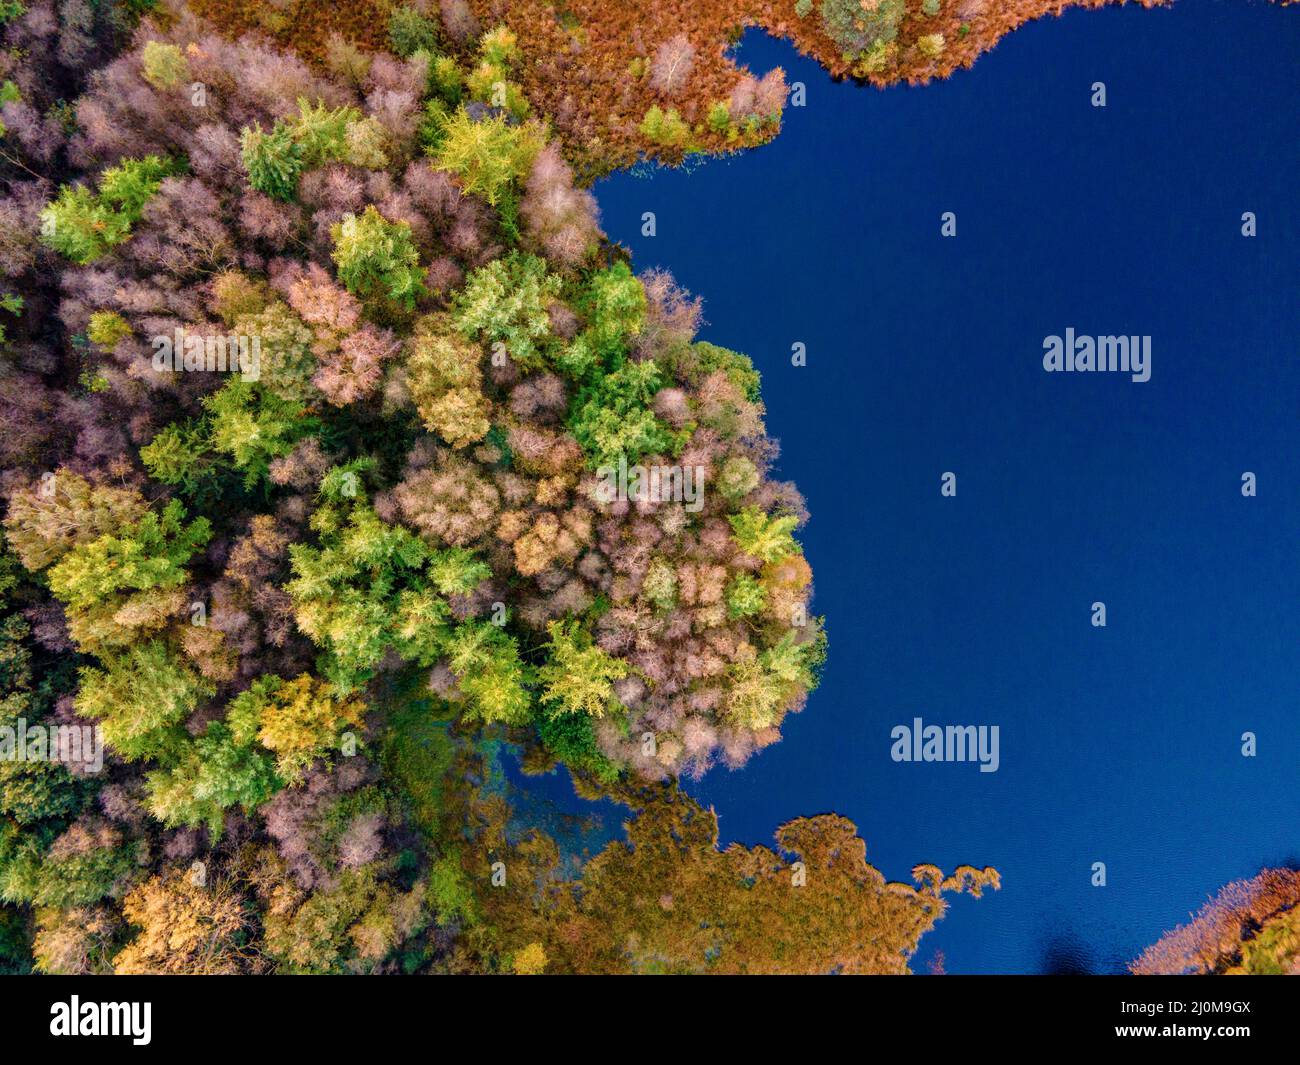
[0,0,1006,976]
[1132,869,1300,976]
[186,0,1169,176]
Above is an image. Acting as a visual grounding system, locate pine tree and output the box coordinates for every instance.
[451,252,560,370]
[40,156,179,263]
[240,121,304,201]
[728,507,799,564]
[145,721,280,835]
[47,500,211,651]
[405,318,491,448]
[432,109,544,206]
[330,206,426,309]
[538,619,628,718]
[226,674,365,784]
[76,640,213,762]
[444,622,532,724]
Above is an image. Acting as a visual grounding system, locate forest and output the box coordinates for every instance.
[0,0,1009,974]
[184,0,1172,176]
[1,0,1290,979]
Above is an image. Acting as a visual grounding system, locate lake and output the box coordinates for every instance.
[587,0,1300,973]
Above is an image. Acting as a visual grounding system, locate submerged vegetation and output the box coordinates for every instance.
[0,1,999,973]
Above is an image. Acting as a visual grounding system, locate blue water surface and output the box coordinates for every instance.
[589,0,1300,973]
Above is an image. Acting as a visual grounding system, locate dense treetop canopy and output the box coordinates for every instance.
[0,0,1000,974]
